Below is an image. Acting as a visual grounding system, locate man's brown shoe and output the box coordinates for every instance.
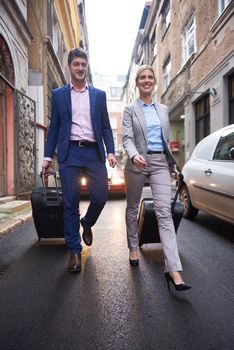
[81,218,93,246]
[68,253,81,273]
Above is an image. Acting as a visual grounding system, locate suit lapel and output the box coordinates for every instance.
[154,100,169,145]
[89,86,96,122]
[64,84,72,116]
[133,98,148,143]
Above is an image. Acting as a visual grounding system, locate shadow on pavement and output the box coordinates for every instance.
[187,211,234,243]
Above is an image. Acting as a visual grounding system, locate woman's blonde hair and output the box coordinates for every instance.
[135,65,155,83]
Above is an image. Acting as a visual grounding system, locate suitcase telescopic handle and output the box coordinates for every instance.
[40,170,61,205]
[171,173,184,213]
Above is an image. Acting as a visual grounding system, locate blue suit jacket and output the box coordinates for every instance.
[44,84,115,163]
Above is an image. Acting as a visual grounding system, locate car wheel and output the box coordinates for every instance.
[180,185,199,220]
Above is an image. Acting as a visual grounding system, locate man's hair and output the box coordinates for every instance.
[68,47,88,65]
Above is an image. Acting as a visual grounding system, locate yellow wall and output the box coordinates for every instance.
[54,0,81,50]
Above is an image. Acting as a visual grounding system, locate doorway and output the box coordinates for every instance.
[0,74,7,196]
[0,34,15,196]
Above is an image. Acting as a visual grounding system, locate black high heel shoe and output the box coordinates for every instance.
[164,272,191,291]
[129,259,139,267]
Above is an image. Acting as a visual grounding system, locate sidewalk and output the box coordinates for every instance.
[0,208,32,238]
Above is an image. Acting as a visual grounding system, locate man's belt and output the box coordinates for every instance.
[70,140,97,147]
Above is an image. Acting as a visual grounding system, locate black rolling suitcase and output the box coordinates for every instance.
[31,171,64,240]
[138,175,184,246]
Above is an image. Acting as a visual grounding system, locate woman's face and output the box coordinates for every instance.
[136,69,155,97]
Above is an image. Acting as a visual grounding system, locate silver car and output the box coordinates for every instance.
[180,124,234,224]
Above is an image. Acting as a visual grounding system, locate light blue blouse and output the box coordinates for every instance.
[141,100,164,151]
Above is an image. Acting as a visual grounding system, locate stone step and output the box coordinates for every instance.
[0,196,16,204]
[0,200,31,214]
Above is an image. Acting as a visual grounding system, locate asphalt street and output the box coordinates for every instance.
[0,196,233,350]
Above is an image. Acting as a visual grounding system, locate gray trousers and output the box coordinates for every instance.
[125,154,182,272]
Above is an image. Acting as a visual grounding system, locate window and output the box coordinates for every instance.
[53,18,59,56]
[182,16,196,64]
[47,0,53,39]
[110,87,122,99]
[161,0,171,38]
[213,127,234,160]
[110,87,117,98]
[195,94,210,144]
[164,1,171,28]
[217,0,232,16]
[228,73,234,124]
[163,57,171,91]
[150,28,156,63]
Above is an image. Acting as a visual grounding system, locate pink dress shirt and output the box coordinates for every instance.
[70,82,96,142]
[44,82,96,162]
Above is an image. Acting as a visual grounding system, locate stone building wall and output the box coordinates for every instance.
[0,1,31,93]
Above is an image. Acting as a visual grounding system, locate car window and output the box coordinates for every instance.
[213,127,234,161]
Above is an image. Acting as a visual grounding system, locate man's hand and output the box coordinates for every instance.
[107,154,117,168]
[42,160,52,175]
[132,154,147,169]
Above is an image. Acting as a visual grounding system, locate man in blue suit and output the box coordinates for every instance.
[42,48,117,273]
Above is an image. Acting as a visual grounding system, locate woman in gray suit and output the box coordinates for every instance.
[122,65,191,291]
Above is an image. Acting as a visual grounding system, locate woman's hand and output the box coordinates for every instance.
[132,155,147,169]
[171,168,180,180]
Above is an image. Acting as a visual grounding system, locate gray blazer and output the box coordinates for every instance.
[122,98,177,172]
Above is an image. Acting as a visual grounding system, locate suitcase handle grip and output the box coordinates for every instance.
[40,171,61,205]
[171,173,184,212]
[40,169,56,177]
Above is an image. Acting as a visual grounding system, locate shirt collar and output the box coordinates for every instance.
[70,81,89,92]
[139,98,155,107]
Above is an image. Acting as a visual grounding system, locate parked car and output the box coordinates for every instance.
[81,163,125,196]
[180,124,234,224]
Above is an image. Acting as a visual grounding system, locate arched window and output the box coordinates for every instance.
[0,34,14,84]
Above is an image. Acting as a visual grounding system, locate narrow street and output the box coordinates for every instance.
[0,196,233,350]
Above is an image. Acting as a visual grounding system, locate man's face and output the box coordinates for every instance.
[69,57,88,84]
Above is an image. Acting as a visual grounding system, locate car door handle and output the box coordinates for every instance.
[204,168,212,175]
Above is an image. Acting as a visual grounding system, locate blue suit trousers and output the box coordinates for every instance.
[59,143,108,254]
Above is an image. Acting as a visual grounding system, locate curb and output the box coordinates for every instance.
[0,212,32,238]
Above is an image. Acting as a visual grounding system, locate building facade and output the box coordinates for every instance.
[123,0,234,167]
[0,0,34,197]
[122,1,152,105]
[93,73,125,163]
[28,0,90,184]
[0,0,90,197]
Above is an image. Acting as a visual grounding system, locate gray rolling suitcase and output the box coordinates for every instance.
[31,171,64,240]
[138,175,184,246]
